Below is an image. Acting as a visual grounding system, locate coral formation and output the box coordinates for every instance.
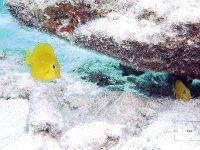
[42,2,97,33]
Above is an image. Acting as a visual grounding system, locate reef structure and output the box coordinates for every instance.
[5,0,200,79]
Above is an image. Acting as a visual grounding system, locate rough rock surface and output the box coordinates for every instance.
[5,0,200,79]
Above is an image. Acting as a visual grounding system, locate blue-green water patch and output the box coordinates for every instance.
[72,58,177,97]
[0,13,112,73]
[73,59,126,91]
[190,80,200,98]
[0,0,7,14]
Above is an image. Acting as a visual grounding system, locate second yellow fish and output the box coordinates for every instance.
[172,80,192,102]
[25,43,61,81]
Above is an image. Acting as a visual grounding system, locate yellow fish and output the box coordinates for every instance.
[25,43,61,81]
[172,80,192,102]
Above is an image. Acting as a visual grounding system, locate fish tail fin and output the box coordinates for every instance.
[25,48,31,65]
[172,86,175,96]
[172,81,176,97]
[172,85,176,97]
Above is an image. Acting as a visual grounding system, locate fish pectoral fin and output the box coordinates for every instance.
[44,70,51,77]
[172,85,176,96]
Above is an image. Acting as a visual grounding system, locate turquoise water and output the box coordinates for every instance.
[0,0,6,14]
[0,1,111,73]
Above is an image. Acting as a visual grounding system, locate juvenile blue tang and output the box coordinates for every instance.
[173,80,192,102]
[25,43,61,80]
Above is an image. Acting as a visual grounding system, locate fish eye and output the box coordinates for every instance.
[183,90,186,94]
[52,64,56,69]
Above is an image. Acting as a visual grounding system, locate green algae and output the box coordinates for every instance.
[72,58,176,97]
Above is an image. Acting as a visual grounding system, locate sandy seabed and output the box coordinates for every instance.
[0,53,200,150]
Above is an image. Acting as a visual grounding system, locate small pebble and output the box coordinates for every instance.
[0,51,6,59]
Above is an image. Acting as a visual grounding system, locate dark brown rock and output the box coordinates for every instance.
[119,64,145,76]
[43,2,97,33]
[73,34,200,79]
[6,4,37,27]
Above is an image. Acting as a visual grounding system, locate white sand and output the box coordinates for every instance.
[0,54,200,149]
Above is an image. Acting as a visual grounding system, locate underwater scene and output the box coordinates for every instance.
[1,0,200,149]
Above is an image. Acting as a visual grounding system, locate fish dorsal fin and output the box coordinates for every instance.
[175,80,183,92]
[32,43,54,57]
[177,80,187,89]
